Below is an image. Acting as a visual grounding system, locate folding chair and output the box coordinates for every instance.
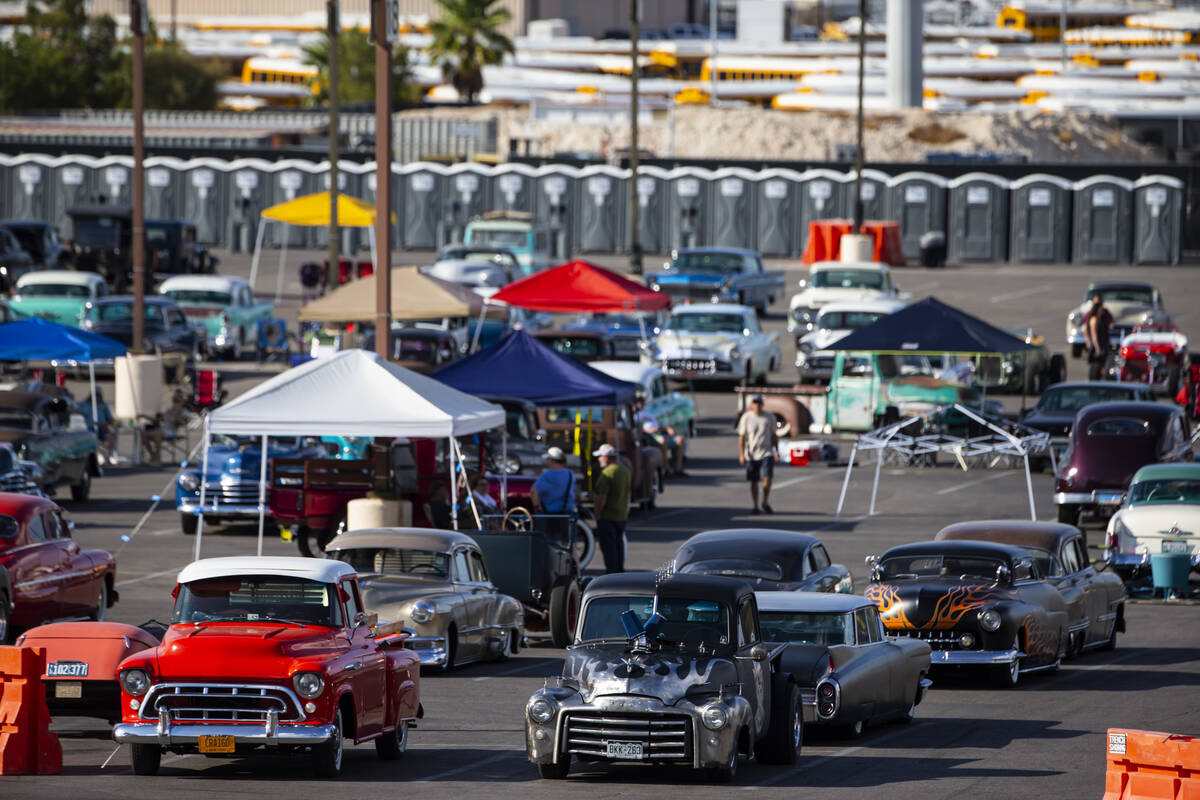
[192,370,223,413]
[257,317,289,362]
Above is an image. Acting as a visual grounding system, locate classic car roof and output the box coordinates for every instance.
[0,491,59,516]
[583,571,659,597]
[881,540,1030,562]
[159,275,247,293]
[325,527,479,553]
[754,590,872,614]
[818,299,907,315]
[16,270,105,287]
[177,556,356,585]
[673,247,759,258]
[1044,381,1153,393]
[1075,401,1178,425]
[589,360,661,386]
[583,571,753,606]
[676,529,819,571]
[1131,463,1200,482]
[934,520,1079,551]
[667,303,753,316]
[810,260,888,273]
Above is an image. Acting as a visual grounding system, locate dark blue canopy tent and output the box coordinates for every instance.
[827,296,1036,355]
[0,317,127,429]
[432,329,636,407]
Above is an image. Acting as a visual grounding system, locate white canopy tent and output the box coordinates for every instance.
[193,349,504,559]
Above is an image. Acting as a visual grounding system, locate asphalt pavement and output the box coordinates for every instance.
[7,249,1199,798]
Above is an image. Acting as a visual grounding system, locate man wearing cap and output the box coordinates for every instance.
[592,443,631,573]
[737,394,777,514]
[531,446,576,515]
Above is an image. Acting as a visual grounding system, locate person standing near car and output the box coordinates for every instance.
[592,443,631,573]
[737,394,777,515]
[531,446,576,514]
[1084,292,1114,381]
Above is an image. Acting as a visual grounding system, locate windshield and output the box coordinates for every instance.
[879,553,1007,580]
[543,336,602,360]
[16,284,91,299]
[331,547,450,579]
[759,611,851,646]
[163,290,232,306]
[1086,417,1153,437]
[819,311,886,330]
[6,227,40,255]
[1090,286,1154,306]
[578,594,730,646]
[812,269,884,290]
[1128,478,1200,506]
[1017,547,1056,578]
[666,313,745,333]
[171,575,343,626]
[469,229,529,250]
[671,253,745,274]
[0,408,35,430]
[86,302,165,327]
[679,558,783,582]
[73,216,123,247]
[1036,386,1140,413]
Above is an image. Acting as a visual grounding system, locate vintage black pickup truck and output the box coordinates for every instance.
[0,391,99,502]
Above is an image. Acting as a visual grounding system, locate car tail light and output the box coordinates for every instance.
[1106,527,1118,550]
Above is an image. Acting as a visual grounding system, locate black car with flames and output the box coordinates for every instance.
[524,573,804,782]
[863,540,1069,687]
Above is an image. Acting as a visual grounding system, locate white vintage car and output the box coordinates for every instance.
[788,261,907,340]
[795,298,907,383]
[652,303,781,384]
[1106,462,1200,580]
[1065,281,1170,359]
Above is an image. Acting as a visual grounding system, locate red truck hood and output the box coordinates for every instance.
[151,623,348,679]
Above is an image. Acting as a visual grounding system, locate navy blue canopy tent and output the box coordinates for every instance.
[827,296,1036,355]
[0,317,127,429]
[432,329,636,407]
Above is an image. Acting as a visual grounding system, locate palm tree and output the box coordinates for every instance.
[303,29,417,107]
[428,0,514,103]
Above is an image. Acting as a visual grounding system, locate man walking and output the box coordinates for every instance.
[592,443,631,573]
[1083,292,1114,381]
[737,394,777,515]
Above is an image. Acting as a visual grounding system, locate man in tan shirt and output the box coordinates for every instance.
[736,394,777,514]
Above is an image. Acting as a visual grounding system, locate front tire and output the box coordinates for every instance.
[70,468,91,502]
[314,708,345,778]
[538,757,570,780]
[704,744,739,783]
[993,637,1021,688]
[181,512,198,535]
[1057,504,1080,526]
[375,719,408,760]
[549,578,581,648]
[755,678,802,765]
[88,580,108,621]
[0,591,11,645]
[1071,342,1084,359]
[130,743,162,776]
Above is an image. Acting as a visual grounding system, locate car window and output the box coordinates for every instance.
[1013,559,1035,581]
[868,606,885,642]
[1086,418,1153,437]
[468,549,489,583]
[342,579,362,622]
[854,608,871,644]
[42,511,67,540]
[841,355,873,377]
[1060,539,1082,573]
[738,598,760,646]
[811,545,831,571]
[26,513,46,543]
[452,549,471,582]
[169,309,187,328]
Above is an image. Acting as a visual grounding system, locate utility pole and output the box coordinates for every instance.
[709,0,718,104]
[373,0,394,360]
[629,0,641,274]
[1059,0,1068,74]
[327,0,340,286]
[852,0,866,232]
[131,0,146,354]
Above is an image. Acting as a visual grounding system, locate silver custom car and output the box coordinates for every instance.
[652,303,781,385]
[326,528,524,669]
[757,591,931,737]
[1065,281,1170,359]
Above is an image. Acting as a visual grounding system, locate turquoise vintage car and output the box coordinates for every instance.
[590,360,697,437]
[9,270,109,327]
[158,275,273,359]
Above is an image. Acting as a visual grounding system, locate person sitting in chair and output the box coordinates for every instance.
[425,481,453,529]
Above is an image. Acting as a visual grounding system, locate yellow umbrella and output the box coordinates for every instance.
[260,191,389,228]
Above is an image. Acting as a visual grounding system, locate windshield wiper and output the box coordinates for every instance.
[205,614,309,627]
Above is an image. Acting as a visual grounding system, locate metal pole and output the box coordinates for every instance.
[374,0,393,360]
[328,0,341,284]
[834,444,857,520]
[88,362,98,433]
[629,0,642,275]
[853,0,866,232]
[248,220,266,291]
[709,0,718,105]
[1060,0,1067,74]
[275,224,289,304]
[501,430,508,508]
[131,0,146,354]
[448,437,458,531]
[257,433,268,556]
[194,420,210,561]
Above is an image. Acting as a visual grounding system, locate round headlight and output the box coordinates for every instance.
[650,282,661,292]
[701,703,729,731]
[959,633,976,648]
[293,671,325,699]
[799,341,813,354]
[504,458,521,475]
[528,697,556,724]
[410,600,435,624]
[978,609,1002,632]
[728,347,741,361]
[120,668,150,696]
[179,473,200,492]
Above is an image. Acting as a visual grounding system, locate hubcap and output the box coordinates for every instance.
[332,713,343,770]
[396,720,408,753]
[792,709,801,749]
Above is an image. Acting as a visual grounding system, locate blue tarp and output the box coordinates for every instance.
[432,329,636,407]
[0,317,127,361]
[828,296,1037,355]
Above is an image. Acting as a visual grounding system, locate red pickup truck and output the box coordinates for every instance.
[112,556,421,778]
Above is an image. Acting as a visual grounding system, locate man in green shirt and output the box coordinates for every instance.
[592,443,631,573]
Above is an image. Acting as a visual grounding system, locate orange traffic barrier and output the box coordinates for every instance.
[1103,728,1200,800]
[802,219,907,266]
[0,646,62,775]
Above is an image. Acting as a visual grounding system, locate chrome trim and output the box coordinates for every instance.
[1054,491,1125,506]
[929,649,1023,666]
[1067,620,1090,633]
[404,635,449,666]
[114,720,336,747]
[815,677,841,720]
[139,682,305,723]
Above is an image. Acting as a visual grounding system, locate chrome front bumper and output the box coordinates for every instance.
[114,711,335,748]
[1107,549,1200,570]
[178,501,263,518]
[1053,491,1125,507]
[930,648,1024,666]
[405,635,449,666]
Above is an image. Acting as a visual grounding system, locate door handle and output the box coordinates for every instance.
[344,661,362,671]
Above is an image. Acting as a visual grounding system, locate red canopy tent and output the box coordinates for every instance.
[490,259,670,313]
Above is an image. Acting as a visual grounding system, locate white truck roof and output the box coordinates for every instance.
[809,260,890,273]
[16,270,106,288]
[818,298,907,316]
[177,556,356,585]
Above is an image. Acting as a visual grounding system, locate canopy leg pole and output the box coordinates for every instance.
[1023,451,1037,522]
[637,314,648,360]
[501,430,508,509]
[248,220,267,292]
[194,419,211,561]
[470,300,487,353]
[454,438,482,530]
[257,433,268,556]
[448,438,458,531]
[868,446,883,516]
[835,444,857,521]
[369,225,377,278]
[275,225,289,305]
[88,361,98,433]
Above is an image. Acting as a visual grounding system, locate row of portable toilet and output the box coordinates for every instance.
[0,154,1186,264]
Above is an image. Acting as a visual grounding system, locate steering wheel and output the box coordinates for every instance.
[502,507,534,532]
[409,564,444,576]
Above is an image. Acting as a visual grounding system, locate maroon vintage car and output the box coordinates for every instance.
[0,492,117,642]
[1114,324,1189,396]
[1054,402,1192,526]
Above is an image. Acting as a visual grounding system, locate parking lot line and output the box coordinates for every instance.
[935,471,1016,495]
[115,567,182,587]
[412,751,518,782]
[747,722,926,788]
[472,661,555,682]
[989,286,1044,304]
[774,471,836,490]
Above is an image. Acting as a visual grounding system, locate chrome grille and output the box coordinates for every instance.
[891,630,968,651]
[563,712,692,761]
[141,683,303,723]
[666,358,717,374]
[200,480,263,506]
[803,355,836,372]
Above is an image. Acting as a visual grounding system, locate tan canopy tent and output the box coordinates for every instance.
[248,191,392,303]
[298,266,486,323]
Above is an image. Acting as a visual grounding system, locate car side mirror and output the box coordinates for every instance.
[535,428,546,442]
[994,564,1011,584]
[353,611,374,628]
[797,278,808,289]
[865,554,881,582]
[742,644,768,662]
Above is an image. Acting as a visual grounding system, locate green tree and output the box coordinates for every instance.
[132,43,224,110]
[428,0,514,103]
[302,28,418,108]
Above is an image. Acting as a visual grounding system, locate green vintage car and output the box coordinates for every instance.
[10,270,110,327]
[590,361,696,437]
[158,275,274,360]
